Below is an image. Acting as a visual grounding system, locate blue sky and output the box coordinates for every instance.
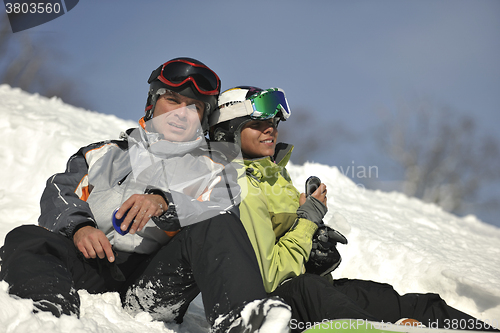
[4,1,498,149]
[2,0,500,225]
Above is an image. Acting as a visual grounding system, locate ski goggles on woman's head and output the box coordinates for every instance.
[149,59,221,96]
[210,88,291,127]
[247,88,291,121]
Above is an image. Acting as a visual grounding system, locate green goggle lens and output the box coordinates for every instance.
[249,89,291,121]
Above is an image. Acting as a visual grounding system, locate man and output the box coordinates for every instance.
[0,60,290,333]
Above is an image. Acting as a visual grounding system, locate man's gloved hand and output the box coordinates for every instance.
[305,224,347,276]
[151,202,181,236]
[296,196,328,226]
[147,189,181,237]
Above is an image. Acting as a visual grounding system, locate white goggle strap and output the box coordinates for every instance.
[209,100,254,127]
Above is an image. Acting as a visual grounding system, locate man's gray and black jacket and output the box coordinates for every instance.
[39,122,242,254]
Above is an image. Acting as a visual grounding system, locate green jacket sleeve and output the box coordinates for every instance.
[239,165,318,293]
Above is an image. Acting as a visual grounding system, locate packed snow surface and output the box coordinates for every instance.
[1,85,499,332]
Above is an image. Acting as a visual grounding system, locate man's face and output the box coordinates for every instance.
[240,119,278,159]
[151,91,205,142]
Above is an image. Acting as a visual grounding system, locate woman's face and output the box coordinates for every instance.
[240,119,278,159]
[151,91,205,142]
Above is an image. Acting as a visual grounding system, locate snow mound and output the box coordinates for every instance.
[1,85,499,332]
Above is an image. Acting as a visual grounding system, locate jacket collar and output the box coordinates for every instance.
[243,142,294,180]
[273,142,294,167]
[123,124,206,158]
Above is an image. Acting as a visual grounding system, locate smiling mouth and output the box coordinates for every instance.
[168,122,186,130]
[261,139,274,144]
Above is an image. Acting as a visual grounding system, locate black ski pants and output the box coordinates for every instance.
[0,213,267,326]
[271,274,497,332]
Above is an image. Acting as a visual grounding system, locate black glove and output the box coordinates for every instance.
[296,196,327,226]
[305,224,347,276]
[151,203,181,232]
[146,188,181,233]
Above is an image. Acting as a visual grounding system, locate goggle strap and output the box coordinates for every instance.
[209,100,254,127]
[148,67,162,84]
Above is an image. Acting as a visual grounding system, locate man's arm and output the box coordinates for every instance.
[149,148,243,231]
[39,144,99,237]
[39,142,116,262]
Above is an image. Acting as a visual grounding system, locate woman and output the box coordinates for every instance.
[209,86,497,332]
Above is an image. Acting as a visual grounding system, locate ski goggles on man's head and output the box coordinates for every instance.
[247,88,291,121]
[149,59,221,96]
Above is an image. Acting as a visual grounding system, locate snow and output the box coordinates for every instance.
[0,84,499,332]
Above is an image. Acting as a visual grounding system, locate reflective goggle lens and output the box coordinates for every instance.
[154,60,220,95]
[249,89,291,121]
